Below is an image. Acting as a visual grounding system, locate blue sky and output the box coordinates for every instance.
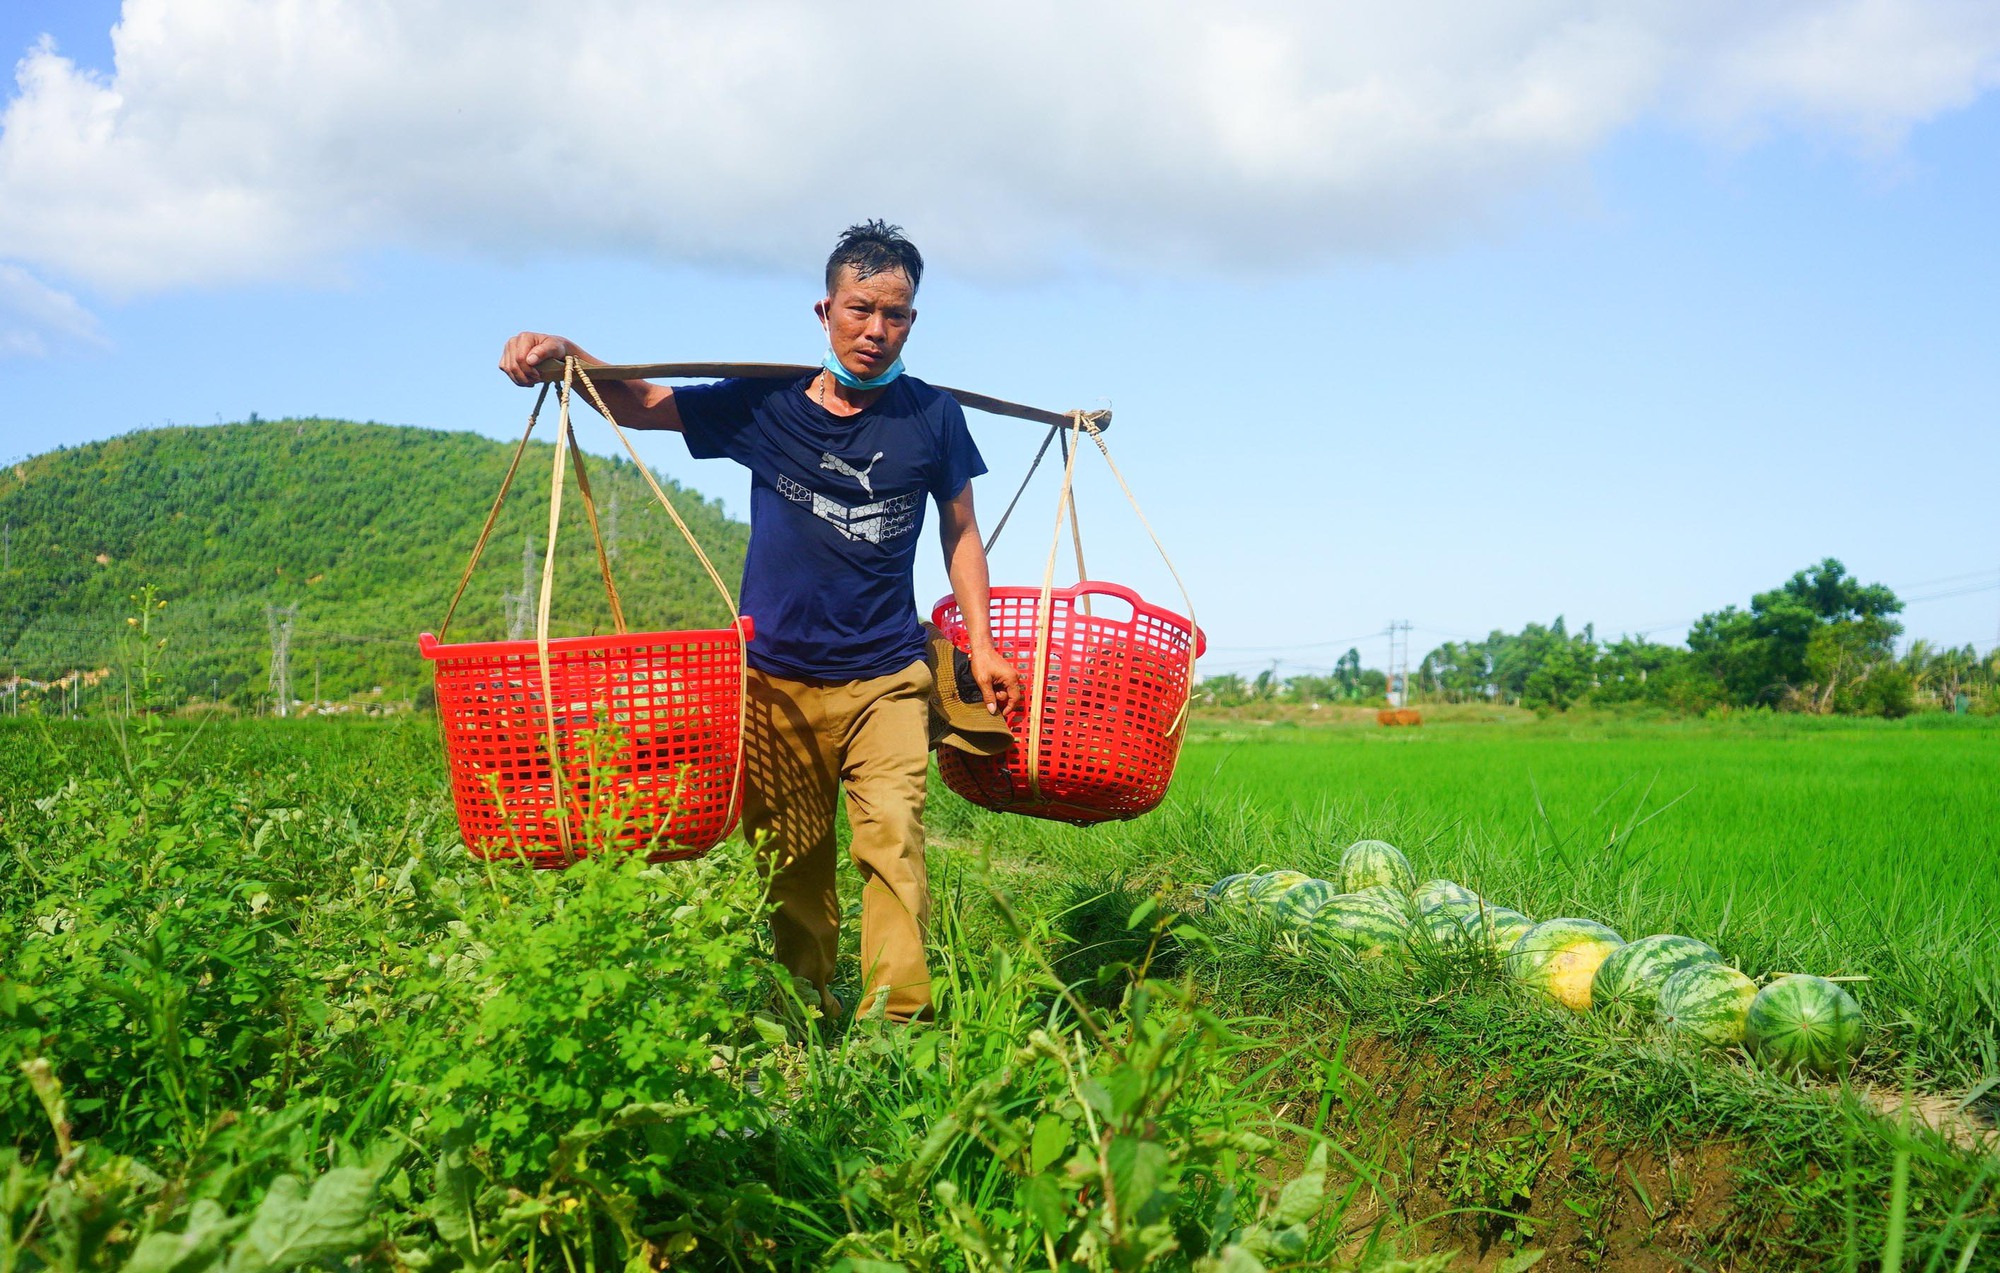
[2,2,1997,676]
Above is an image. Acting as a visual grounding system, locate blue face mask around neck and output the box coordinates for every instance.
[822,347,905,391]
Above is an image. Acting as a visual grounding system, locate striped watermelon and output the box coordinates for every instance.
[1245,870,1312,903]
[1746,975,1864,1075]
[1351,884,1411,911]
[1270,878,1338,926]
[1655,963,1757,1047]
[1413,879,1480,915]
[1206,874,1258,905]
[1591,935,1722,1014]
[1339,840,1415,895]
[1412,906,1473,949]
[1304,891,1411,956]
[1458,905,1536,952]
[1507,918,1625,1011]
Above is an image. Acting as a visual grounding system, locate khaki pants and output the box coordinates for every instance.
[741,659,934,1022]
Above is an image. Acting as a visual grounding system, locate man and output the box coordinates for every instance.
[499,221,1021,1024]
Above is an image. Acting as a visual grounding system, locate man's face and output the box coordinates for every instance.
[817,265,917,380]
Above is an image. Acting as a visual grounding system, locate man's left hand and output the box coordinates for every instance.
[969,646,1023,716]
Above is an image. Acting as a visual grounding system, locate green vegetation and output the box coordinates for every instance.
[0,420,746,708]
[5,636,1996,1266]
[1173,712,2000,1085]
[1,707,1404,1273]
[936,711,2000,1265]
[1203,558,2000,716]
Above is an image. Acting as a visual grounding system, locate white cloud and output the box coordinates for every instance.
[0,259,103,357]
[0,1,1995,294]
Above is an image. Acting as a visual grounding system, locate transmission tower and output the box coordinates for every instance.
[1386,620,1413,707]
[265,603,297,717]
[502,532,537,640]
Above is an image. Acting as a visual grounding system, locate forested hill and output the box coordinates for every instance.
[1,419,749,707]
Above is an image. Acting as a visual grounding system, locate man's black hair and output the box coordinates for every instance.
[825,220,923,295]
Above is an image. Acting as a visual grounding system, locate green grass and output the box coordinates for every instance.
[953,711,2000,1089]
[931,709,2000,1267]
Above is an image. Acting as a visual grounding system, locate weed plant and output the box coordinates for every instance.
[0,714,1431,1272]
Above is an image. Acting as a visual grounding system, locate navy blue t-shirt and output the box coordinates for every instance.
[675,373,986,681]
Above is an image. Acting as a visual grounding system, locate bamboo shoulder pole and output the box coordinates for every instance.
[535,359,1111,432]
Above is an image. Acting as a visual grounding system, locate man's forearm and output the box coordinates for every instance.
[945,529,996,653]
[553,345,680,432]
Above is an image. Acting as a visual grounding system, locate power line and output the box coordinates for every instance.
[1208,630,1385,654]
[1902,579,2000,605]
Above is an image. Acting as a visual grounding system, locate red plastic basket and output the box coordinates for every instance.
[418,617,752,866]
[932,582,1206,825]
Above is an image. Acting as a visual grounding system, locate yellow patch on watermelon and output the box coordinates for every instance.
[1541,941,1622,1011]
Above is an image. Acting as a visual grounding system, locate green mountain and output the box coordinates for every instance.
[1,419,749,708]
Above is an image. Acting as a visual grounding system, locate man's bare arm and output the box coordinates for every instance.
[938,483,1022,715]
[498,332,683,432]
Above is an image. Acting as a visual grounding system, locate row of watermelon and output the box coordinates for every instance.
[1206,839,1865,1076]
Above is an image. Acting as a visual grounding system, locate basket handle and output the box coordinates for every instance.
[1064,580,1208,658]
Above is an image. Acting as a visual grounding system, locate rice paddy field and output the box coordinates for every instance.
[4,710,1997,1270]
[1183,712,2000,1084]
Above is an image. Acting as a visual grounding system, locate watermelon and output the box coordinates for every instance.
[1304,891,1411,956]
[1745,975,1864,1075]
[1244,870,1312,903]
[1655,963,1757,1047]
[1270,878,1338,926]
[1411,906,1473,949]
[1507,918,1625,1011]
[1591,935,1722,1014]
[1339,840,1415,895]
[1458,905,1536,952]
[1351,883,1411,911]
[1412,879,1479,915]
[1206,873,1258,905]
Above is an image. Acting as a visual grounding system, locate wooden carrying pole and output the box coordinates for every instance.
[535,360,1111,432]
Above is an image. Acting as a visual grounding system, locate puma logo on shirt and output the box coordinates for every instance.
[777,475,921,546]
[820,450,885,497]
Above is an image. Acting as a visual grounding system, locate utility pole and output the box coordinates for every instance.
[2,520,9,572]
[607,488,621,560]
[265,603,297,718]
[312,659,321,716]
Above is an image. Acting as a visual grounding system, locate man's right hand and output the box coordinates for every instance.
[498,332,682,432]
[499,332,571,386]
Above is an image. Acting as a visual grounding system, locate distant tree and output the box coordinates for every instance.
[1590,636,1681,704]
[1250,666,1280,701]
[1200,673,1250,707]
[1518,619,1598,711]
[1420,640,1492,702]
[1332,647,1366,699]
[1688,559,1903,706]
[1285,673,1340,704]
